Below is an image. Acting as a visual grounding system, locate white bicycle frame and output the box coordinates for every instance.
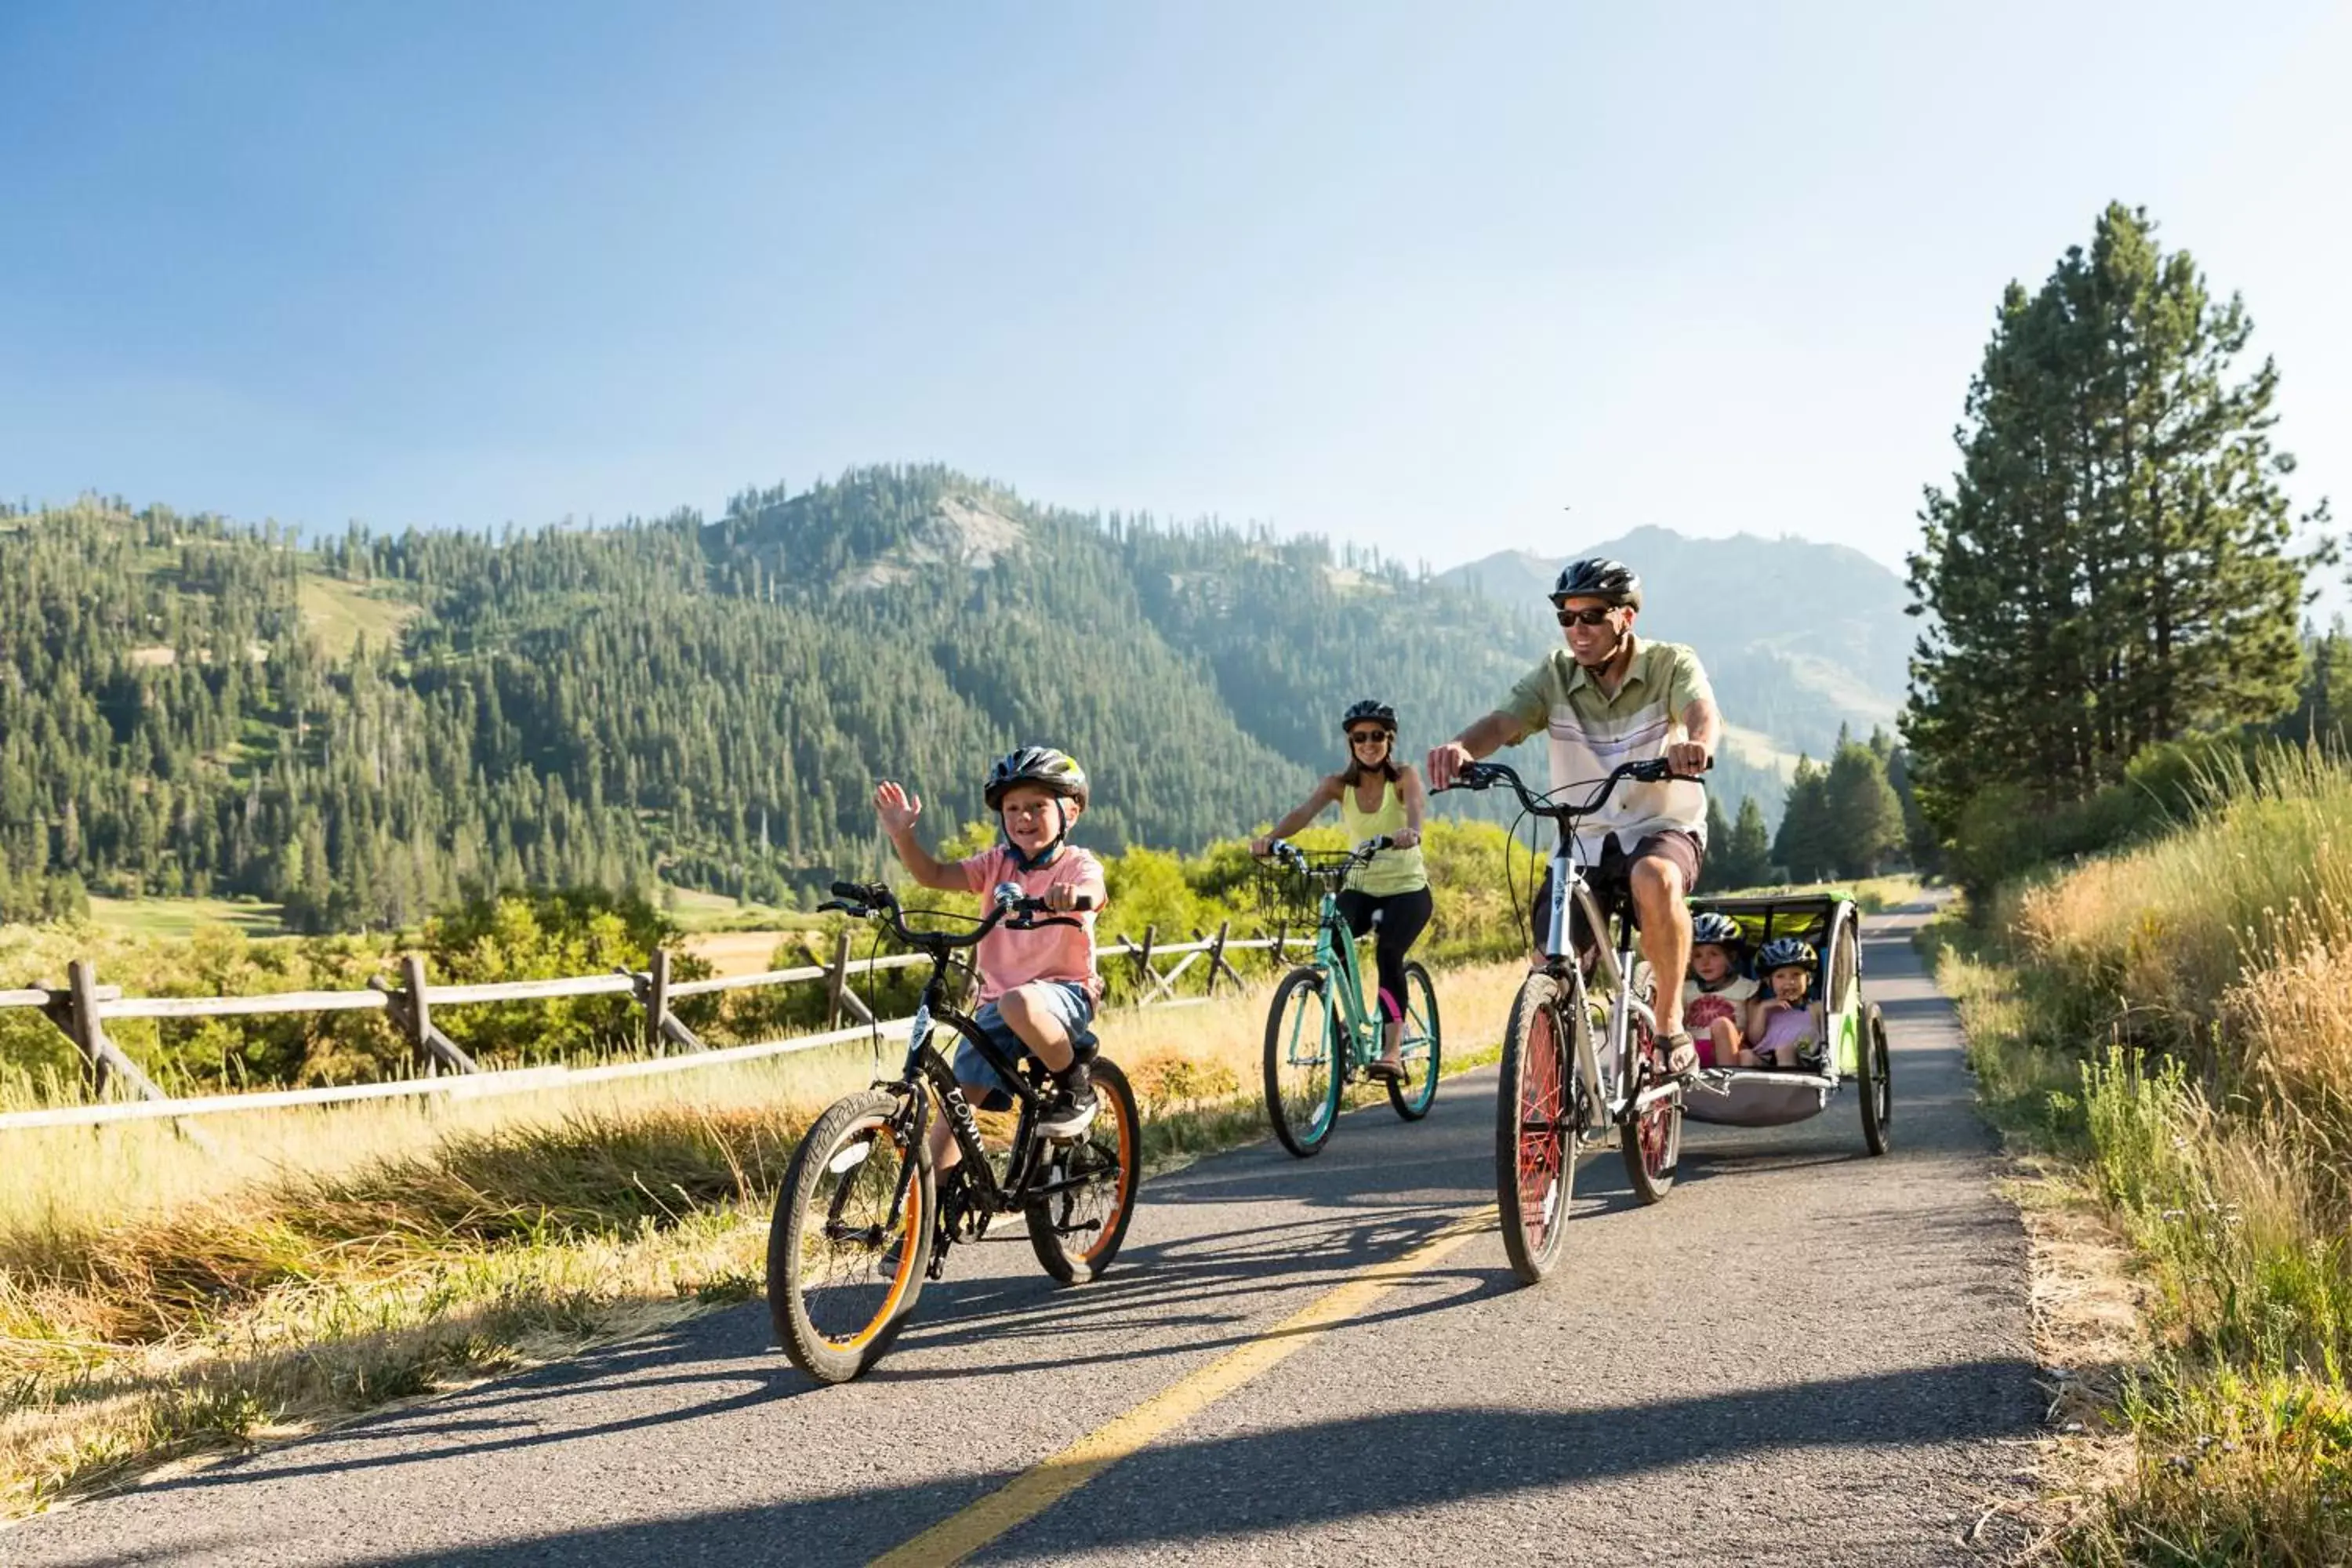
[1538,840,1685,1135]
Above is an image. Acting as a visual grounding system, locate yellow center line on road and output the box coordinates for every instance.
[869,1210,1491,1568]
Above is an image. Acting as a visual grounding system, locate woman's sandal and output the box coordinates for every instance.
[1365,1057,1406,1083]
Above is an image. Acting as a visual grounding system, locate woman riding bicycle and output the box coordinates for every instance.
[1251,699,1432,1083]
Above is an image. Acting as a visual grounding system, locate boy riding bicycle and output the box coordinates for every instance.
[873,746,1109,1157]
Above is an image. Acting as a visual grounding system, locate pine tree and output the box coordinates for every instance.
[1773,757,1835,882]
[1825,736,1904,879]
[1715,796,1774,890]
[1698,795,1732,890]
[1905,203,2321,842]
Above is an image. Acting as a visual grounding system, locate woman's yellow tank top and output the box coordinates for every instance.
[1339,776,1428,897]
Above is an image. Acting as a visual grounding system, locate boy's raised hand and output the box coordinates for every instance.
[873,780,922,837]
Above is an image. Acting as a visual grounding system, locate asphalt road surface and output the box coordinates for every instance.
[11,903,2040,1566]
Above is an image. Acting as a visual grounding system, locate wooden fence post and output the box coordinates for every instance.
[1205,920,1242,995]
[634,949,706,1053]
[826,931,875,1029]
[647,948,670,1052]
[45,960,203,1141]
[57,959,108,1098]
[48,960,176,1105]
[1133,924,1156,1004]
[394,954,480,1075]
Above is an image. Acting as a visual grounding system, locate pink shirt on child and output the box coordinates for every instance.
[955,844,1105,1003]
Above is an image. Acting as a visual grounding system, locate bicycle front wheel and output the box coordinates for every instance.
[1264,966,1344,1157]
[1387,960,1442,1120]
[1026,1058,1142,1283]
[768,1089,933,1385]
[1497,971,1582,1284]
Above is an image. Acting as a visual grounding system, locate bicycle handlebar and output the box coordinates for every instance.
[1258,836,1393,880]
[1435,757,1705,823]
[818,880,1094,952]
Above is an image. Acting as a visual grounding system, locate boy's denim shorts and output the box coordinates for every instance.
[953,982,1094,1111]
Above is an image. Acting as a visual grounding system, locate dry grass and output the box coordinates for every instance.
[1931,750,2352,1563]
[0,960,1522,1517]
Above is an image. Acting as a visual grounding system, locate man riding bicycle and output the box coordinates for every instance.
[1425,557,1722,1078]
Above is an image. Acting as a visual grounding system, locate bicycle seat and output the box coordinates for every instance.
[1069,1029,1100,1062]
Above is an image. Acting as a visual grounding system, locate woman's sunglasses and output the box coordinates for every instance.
[1554,606,1619,628]
[1347,729,1391,746]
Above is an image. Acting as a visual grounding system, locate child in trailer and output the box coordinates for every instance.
[1744,936,1828,1072]
[872,746,1109,1163]
[1681,909,1758,1069]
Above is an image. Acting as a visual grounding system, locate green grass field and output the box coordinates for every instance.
[297,572,419,659]
[659,883,814,932]
[81,895,289,939]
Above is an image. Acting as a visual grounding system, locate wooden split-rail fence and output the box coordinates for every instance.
[0,921,1308,1134]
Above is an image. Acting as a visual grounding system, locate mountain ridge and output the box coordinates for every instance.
[0,466,1912,928]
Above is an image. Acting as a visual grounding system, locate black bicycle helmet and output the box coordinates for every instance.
[983,746,1091,811]
[1341,699,1397,735]
[1757,936,1818,975]
[1551,557,1643,612]
[1690,911,1743,949]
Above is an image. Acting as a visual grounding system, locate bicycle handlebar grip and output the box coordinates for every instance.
[1000,889,1099,914]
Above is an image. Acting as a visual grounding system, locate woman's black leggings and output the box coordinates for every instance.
[1334,886,1434,1022]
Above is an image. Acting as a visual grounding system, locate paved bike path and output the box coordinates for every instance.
[10,905,2039,1566]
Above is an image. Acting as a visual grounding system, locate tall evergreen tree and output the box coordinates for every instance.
[1905,203,2322,841]
[1714,796,1774,890]
[1698,795,1732,890]
[1773,757,1835,882]
[1825,735,1904,879]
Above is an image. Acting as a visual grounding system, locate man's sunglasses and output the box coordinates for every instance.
[1554,606,1620,628]
[1347,729,1392,746]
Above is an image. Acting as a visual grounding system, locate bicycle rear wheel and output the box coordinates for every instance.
[768,1089,933,1385]
[1026,1058,1142,1283]
[1386,960,1442,1120]
[1620,997,1682,1204]
[1264,966,1344,1158]
[1497,971,1582,1284]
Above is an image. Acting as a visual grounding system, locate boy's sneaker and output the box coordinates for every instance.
[1037,1078,1099,1141]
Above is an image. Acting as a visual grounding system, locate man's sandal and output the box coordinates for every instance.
[1657,1030,1700,1080]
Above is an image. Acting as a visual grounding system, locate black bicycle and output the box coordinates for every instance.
[766,880,1142,1385]
[1438,757,1704,1284]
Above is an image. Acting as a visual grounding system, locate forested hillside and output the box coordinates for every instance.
[2,466,1815,931]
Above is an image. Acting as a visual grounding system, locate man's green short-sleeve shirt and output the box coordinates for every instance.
[1503,637,1715,854]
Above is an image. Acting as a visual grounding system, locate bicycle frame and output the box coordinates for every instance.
[1307,889,1384,1071]
[1535,842,1680,1134]
[817,882,1101,1250]
[1443,757,1702,1136]
[1264,839,1393,1080]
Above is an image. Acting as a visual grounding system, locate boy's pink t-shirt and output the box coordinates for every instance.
[954,844,1105,1003]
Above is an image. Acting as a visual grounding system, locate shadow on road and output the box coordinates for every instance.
[129,1183,1517,1497]
[308,1359,2042,1567]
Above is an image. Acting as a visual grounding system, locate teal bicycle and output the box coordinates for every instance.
[1258,838,1443,1158]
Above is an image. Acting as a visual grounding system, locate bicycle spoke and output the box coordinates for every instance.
[796,1122,920,1347]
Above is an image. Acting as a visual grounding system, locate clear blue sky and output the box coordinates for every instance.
[4,2,2346,581]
